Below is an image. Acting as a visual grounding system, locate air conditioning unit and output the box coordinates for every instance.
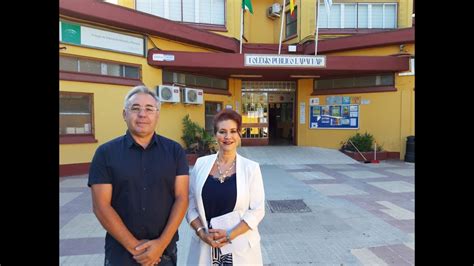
[183,88,204,104]
[157,85,180,103]
[266,3,281,19]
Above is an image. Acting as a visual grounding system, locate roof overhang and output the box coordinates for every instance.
[242,27,415,55]
[59,0,238,53]
[147,50,410,80]
[304,27,415,54]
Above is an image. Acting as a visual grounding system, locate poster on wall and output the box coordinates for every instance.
[299,102,306,124]
[309,97,320,106]
[309,104,359,129]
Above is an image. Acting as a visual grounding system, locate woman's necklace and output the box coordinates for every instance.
[215,157,236,183]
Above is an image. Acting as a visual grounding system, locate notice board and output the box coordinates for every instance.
[309,104,359,129]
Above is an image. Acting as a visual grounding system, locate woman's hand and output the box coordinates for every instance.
[208,228,229,247]
[198,229,228,248]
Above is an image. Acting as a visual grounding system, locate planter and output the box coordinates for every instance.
[341,150,389,161]
[186,153,198,166]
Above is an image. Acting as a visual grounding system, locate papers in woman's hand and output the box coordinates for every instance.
[210,211,248,254]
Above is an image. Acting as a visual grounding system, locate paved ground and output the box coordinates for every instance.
[60,146,414,265]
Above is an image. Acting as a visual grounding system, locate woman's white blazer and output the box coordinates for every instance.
[186,152,265,265]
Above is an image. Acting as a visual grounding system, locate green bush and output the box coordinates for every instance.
[341,132,383,152]
[181,114,216,156]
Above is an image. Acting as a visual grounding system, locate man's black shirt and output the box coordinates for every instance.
[88,131,189,264]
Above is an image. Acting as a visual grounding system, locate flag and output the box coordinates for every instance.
[242,0,253,14]
[290,0,295,16]
[324,0,332,15]
[240,0,253,53]
[278,0,286,54]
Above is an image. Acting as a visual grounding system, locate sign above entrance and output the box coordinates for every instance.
[245,54,326,68]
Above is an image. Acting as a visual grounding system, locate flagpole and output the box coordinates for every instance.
[240,4,244,54]
[278,0,286,55]
[314,0,320,55]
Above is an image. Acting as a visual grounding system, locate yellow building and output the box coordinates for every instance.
[60,0,414,176]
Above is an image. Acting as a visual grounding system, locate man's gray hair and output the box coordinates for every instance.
[123,85,161,110]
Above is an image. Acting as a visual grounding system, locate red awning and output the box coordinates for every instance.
[147,50,410,80]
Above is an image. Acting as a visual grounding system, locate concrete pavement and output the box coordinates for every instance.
[60,146,414,265]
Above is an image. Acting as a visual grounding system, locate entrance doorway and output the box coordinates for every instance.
[268,95,294,145]
[241,81,296,146]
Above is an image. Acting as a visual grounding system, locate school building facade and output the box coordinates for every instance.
[59,0,415,176]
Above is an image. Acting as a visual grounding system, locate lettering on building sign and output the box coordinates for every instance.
[244,54,326,67]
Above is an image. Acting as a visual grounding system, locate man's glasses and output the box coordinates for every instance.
[128,106,159,115]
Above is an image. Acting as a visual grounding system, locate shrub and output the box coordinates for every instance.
[341,132,383,152]
[181,114,216,156]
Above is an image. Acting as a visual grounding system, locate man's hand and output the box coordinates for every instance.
[133,238,167,265]
[128,239,149,257]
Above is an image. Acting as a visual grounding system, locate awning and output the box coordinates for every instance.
[147,50,410,80]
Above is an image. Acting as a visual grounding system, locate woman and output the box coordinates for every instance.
[186,109,265,265]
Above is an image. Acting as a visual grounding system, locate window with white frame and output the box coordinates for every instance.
[318,3,397,29]
[136,0,225,25]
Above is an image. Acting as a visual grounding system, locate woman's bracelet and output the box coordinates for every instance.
[195,226,206,236]
[226,230,232,244]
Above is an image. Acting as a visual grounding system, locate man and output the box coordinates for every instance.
[88,85,189,265]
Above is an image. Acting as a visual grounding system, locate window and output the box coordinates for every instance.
[60,92,93,136]
[315,74,394,90]
[60,56,79,72]
[344,4,357,28]
[80,59,101,75]
[384,4,397,28]
[318,3,397,29]
[169,0,182,21]
[136,0,225,25]
[328,4,341,28]
[106,63,121,76]
[241,92,268,140]
[205,102,222,134]
[60,56,140,79]
[124,66,140,79]
[183,0,195,22]
[162,70,227,90]
[357,4,369,28]
[285,7,297,38]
